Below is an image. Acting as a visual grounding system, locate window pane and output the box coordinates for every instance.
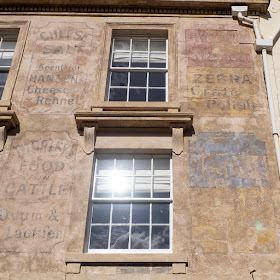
[110,226,129,249]
[131,226,149,249]
[112,203,130,224]
[150,53,166,68]
[0,59,12,67]
[2,52,14,59]
[131,53,148,67]
[112,52,129,67]
[132,40,148,51]
[130,72,147,87]
[96,159,114,176]
[89,226,109,249]
[153,177,170,198]
[112,176,132,198]
[116,158,133,175]
[134,177,151,198]
[148,89,166,102]
[152,203,169,224]
[95,177,112,198]
[0,87,3,99]
[150,40,166,52]
[135,159,151,176]
[1,41,16,50]
[113,40,130,51]
[109,88,127,101]
[0,72,8,86]
[151,226,169,249]
[129,88,146,101]
[132,203,150,224]
[111,72,128,86]
[149,72,165,87]
[154,158,170,176]
[92,203,111,224]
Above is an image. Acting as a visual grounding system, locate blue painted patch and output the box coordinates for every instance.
[189,132,270,188]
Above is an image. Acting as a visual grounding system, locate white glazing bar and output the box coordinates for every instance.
[108,202,113,249]
[127,72,130,101]
[146,72,149,101]
[128,202,132,249]
[149,202,152,249]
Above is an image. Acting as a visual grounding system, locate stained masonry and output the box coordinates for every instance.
[1,1,280,279]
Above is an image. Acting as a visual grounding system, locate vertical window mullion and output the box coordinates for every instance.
[92,158,98,199]
[129,202,132,249]
[151,157,154,198]
[110,39,115,69]
[148,38,150,68]
[108,71,113,101]
[127,72,131,101]
[129,38,132,68]
[149,202,152,250]
[108,202,113,249]
[128,157,135,249]
[109,157,116,249]
[149,157,154,249]
[146,72,149,102]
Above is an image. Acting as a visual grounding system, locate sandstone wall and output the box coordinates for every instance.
[0,13,279,280]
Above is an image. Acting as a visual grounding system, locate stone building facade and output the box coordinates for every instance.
[0,0,279,279]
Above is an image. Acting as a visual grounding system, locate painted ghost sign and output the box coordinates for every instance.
[189,132,270,188]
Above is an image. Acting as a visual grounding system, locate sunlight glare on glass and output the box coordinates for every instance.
[111,171,129,193]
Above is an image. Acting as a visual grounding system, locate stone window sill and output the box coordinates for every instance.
[65,252,188,264]
[0,110,19,151]
[74,103,193,155]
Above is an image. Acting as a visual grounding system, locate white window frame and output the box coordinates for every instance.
[106,36,168,102]
[0,33,18,99]
[86,154,173,254]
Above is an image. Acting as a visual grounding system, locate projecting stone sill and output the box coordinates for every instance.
[65,252,188,264]
[75,110,193,130]
[74,103,193,154]
[0,109,19,152]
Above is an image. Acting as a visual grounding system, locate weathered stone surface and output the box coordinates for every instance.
[172,263,186,274]
[67,263,81,274]
[0,11,278,280]
[185,26,254,68]
[189,132,270,189]
[21,23,94,114]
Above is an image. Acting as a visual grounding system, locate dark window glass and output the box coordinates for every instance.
[151,226,169,249]
[112,203,130,224]
[110,226,129,249]
[92,203,111,224]
[111,72,128,86]
[109,88,127,101]
[148,89,166,101]
[131,226,149,249]
[89,226,109,249]
[0,72,8,86]
[130,72,147,87]
[152,203,169,224]
[132,203,150,224]
[129,88,146,101]
[149,72,165,87]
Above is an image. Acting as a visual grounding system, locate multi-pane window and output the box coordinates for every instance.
[87,154,172,252]
[0,33,18,99]
[107,36,168,102]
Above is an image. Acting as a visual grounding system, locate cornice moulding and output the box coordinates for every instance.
[0,0,268,14]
